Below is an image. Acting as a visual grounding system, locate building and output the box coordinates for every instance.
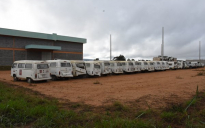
[0,27,86,66]
[153,55,177,61]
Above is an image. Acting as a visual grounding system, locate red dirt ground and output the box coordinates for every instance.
[0,68,205,109]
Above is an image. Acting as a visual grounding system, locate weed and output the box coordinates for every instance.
[113,101,129,112]
[93,80,100,84]
[71,103,81,108]
[161,111,176,122]
[196,71,205,76]
[176,76,183,79]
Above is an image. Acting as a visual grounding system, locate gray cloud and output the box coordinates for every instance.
[0,0,204,60]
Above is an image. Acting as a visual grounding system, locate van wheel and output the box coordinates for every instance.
[27,78,33,83]
[13,76,18,81]
[51,75,57,81]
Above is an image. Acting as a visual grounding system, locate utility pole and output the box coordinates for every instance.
[161,27,164,61]
[110,34,112,60]
[199,41,201,62]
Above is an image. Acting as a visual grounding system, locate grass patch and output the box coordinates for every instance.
[93,80,100,84]
[196,71,205,76]
[1,82,205,127]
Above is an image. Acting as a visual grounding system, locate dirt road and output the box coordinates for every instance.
[0,68,205,109]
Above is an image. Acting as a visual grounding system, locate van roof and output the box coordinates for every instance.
[14,60,48,64]
[46,60,71,62]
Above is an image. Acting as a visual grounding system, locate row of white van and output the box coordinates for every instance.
[11,60,204,83]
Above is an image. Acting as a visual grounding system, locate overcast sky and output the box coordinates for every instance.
[0,0,204,60]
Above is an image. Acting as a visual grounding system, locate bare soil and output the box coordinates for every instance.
[1,68,205,109]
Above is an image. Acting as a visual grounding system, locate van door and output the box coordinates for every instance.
[17,63,25,78]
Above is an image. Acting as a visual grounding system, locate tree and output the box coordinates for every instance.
[113,55,126,61]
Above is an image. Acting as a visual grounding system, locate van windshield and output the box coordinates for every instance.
[76,63,85,69]
[94,64,100,69]
[144,62,148,65]
[61,63,71,67]
[37,64,49,69]
[12,63,17,68]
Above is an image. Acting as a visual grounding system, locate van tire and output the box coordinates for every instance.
[27,78,33,83]
[51,75,57,81]
[13,75,18,81]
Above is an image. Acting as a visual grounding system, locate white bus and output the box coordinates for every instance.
[133,61,141,72]
[11,60,51,83]
[85,61,101,76]
[177,61,183,69]
[95,61,111,75]
[153,61,162,71]
[147,61,155,71]
[109,61,123,74]
[120,61,135,73]
[46,60,73,80]
[138,61,148,71]
[70,60,86,77]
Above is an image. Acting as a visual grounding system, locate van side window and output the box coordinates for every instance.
[18,63,25,68]
[110,63,114,66]
[50,62,56,67]
[121,63,126,66]
[129,62,133,66]
[12,63,17,68]
[25,64,32,69]
[61,63,71,67]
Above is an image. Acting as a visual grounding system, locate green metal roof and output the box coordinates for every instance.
[0,27,86,44]
[25,44,61,51]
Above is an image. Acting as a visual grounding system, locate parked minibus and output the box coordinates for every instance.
[138,61,148,71]
[120,61,135,73]
[46,60,73,80]
[153,61,162,71]
[147,61,155,71]
[85,61,101,76]
[177,61,183,69]
[70,60,86,77]
[11,60,51,83]
[95,61,111,75]
[109,61,123,74]
[133,61,141,72]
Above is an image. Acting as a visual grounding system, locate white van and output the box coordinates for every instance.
[190,62,198,68]
[138,61,148,71]
[85,61,101,76]
[168,61,178,69]
[110,61,123,74]
[177,61,183,69]
[70,60,86,77]
[120,61,135,73]
[133,61,141,72]
[11,60,51,83]
[147,61,155,71]
[163,61,169,70]
[46,60,73,80]
[168,62,175,69]
[95,61,111,75]
[153,61,162,71]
